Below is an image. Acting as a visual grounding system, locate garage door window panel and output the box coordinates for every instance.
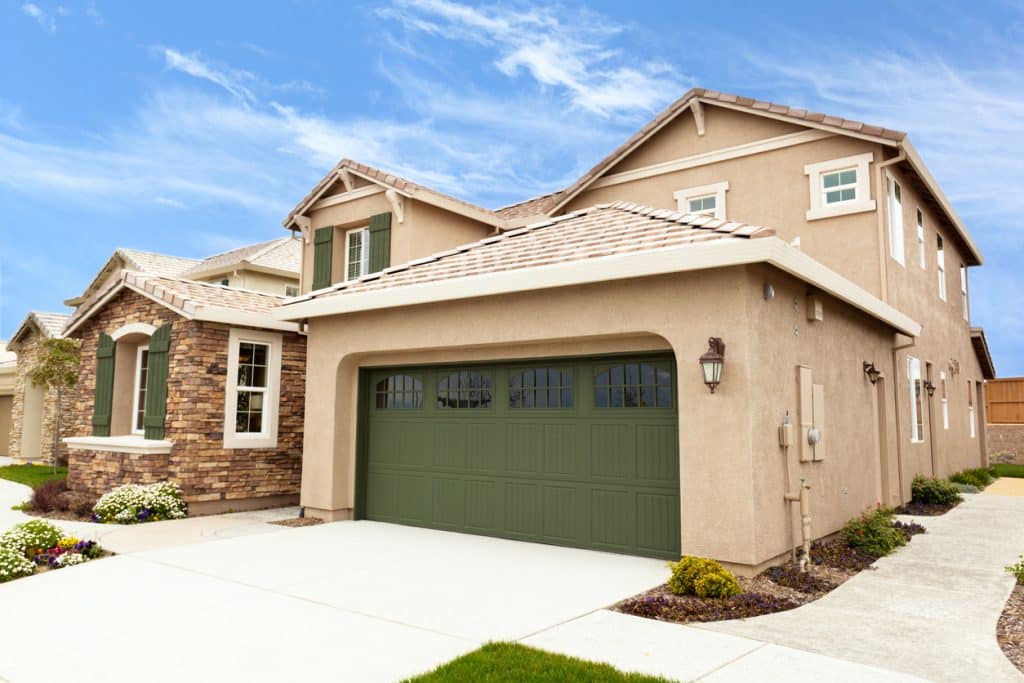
[376,374,423,409]
[438,369,493,409]
[594,362,673,408]
[509,368,574,409]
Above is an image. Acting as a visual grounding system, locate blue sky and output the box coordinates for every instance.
[1,1,1022,373]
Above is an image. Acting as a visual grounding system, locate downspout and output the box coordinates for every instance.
[874,148,907,304]
[891,334,917,502]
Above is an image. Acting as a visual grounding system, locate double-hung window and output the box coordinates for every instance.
[960,265,969,321]
[940,371,949,430]
[673,182,729,220]
[131,345,150,435]
[804,153,875,220]
[937,235,947,300]
[224,329,283,449]
[887,174,904,265]
[345,227,370,281]
[916,210,926,269]
[968,382,977,438]
[907,357,924,443]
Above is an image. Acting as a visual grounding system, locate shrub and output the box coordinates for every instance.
[0,520,63,557]
[911,475,962,506]
[991,451,1016,465]
[92,481,187,524]
[952,482,979,494]
[0,545,35,583]
[1007,556,1024,584]
[668,556,742,598]
[29,478,69,512]
[950,468,994,489]
[843,506,906,557]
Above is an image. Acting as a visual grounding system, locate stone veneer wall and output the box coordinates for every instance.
[987,424,1024,465]
[8,327,75,464]
[66,288,305,509]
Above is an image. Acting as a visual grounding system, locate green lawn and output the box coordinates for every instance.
[404,643,673,683]
[0,464,67,489]
[993,463,1024,478]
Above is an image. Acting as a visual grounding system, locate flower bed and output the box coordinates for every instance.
[895,475,963,516]
[92,482,187,524]
[0,520,106,583]
[616,508,926,625]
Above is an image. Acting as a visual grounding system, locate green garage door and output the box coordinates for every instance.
[358,355,680,558]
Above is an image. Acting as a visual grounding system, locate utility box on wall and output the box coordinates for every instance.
[798,365,826,462]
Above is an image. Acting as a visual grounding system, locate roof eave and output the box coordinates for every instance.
[970,327,996,379]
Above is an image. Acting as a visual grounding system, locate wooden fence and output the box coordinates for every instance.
[985,378,1024,424]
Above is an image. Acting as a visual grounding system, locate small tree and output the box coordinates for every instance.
[29,338,81,472]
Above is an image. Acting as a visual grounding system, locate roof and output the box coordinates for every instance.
[8,311,71,350]
[64,272,298,336]
[493,191,565,220]
[65,249,201,306]
[278,201,920,338]
[283,158,505,230]
[181,237,301,279]
[971,327,996,379]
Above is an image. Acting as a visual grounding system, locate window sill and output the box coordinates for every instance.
[223,434,278,450]
[64,435,173,455]
[806,200,876,221]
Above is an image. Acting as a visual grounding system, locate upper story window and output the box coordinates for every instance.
[887,174,905,266]
[937,235,947,300]
[960,265,969,321]
[224,329,282,449]
[438,369,493,409]
[674,181,728,220]
[907,356,924,443]
[131,345,149,435]
[804,153,876,221]
[916,210,926,270]
[346,227,369,281]
[285,285,299,297]
[968,381,977,438]
[509,368,573,409]
[940,371,949,430]
[594,362,673,408]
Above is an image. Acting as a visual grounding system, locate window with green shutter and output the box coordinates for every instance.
[368,212,391,273]
[312,226,334,290]
[142,323,172,439]
[91,333,116,436]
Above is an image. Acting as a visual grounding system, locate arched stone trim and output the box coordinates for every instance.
[110,322,157,341]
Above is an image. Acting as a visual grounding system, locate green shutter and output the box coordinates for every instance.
[368,212,392,273]
[91,333,116,436]
[312,226,334,290]
[142,323,172,440]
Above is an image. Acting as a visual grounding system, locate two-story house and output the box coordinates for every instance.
[267,88,994,574]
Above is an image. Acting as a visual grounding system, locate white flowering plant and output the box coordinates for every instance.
[92,481,188,524]
[0,545,35,583]
[0,520,63,557]
[0,521,105,582]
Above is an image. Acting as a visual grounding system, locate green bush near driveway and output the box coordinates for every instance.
[911,475,962,506]
[949,468,996,490]
[0,465,67,490]
[844,506,906,557]
[404,643,672,683]
[667,556,742,598]
[993,464,1024,478]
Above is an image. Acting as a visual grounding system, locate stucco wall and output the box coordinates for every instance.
[66,288,306,509]
[7,327,74,464]
[0,395,12,457]
[205,270,298,297]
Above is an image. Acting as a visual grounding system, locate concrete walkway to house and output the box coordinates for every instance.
[984,476,1024,497]
[0,468,301,553]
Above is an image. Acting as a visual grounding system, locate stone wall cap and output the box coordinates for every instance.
[64,435,173,455]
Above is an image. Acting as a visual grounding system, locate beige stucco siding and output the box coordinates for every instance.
[0,395,12,456]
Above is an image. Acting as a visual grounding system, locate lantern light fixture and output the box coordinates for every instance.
[863,361,882,385]
[699,337,726,393]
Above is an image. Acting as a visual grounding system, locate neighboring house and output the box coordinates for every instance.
[0,342,16,457]
[177,237,302,297]
[62,272,305,513]
[275,88,995,574]
[6,312,72,463]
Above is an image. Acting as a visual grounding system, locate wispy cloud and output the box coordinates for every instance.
[380,0,686,118]
[160,48,257,104]
[21,3,56,33]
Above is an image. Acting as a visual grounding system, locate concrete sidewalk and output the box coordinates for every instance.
[526,493,1021,682]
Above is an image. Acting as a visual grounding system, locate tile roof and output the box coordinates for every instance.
[493,191,566,220]
[9,311,72,347]
[65,271,287,335]
[283,158,504,228]
[181,237,300,278]
[288,201,774,303]
[118,249,201,279]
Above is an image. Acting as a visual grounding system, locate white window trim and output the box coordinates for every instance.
[130,344,149,435]
[916,210,926,270]
[969,382,977,439]
[804,153,876,220]
[673,181,729,220]
[907,356,924,443]
[940,371,949,430]
[887,173,905,266]
[937,237,947,301]
[111,322,157,341]
[960,265,969,321]
[223,328,283,449]
[344,226,370,281]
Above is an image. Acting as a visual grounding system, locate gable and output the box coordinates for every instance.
[605,104,806,177]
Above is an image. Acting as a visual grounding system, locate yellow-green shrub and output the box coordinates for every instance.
[668,556,742,598]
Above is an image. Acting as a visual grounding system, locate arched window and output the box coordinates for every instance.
[509,368,573,408]
[437,369,492,409]
[375,374,423,409]
[594,363,673,408]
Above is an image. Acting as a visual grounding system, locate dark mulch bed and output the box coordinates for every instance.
[895,501,958,516]
[270,517,325,527]
[999,584,1024,674]
[616,523,929,626]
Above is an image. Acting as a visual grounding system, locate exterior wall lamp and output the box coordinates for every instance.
[863,361,882,385]
[700,337,726,393]
[923,380,936,397]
